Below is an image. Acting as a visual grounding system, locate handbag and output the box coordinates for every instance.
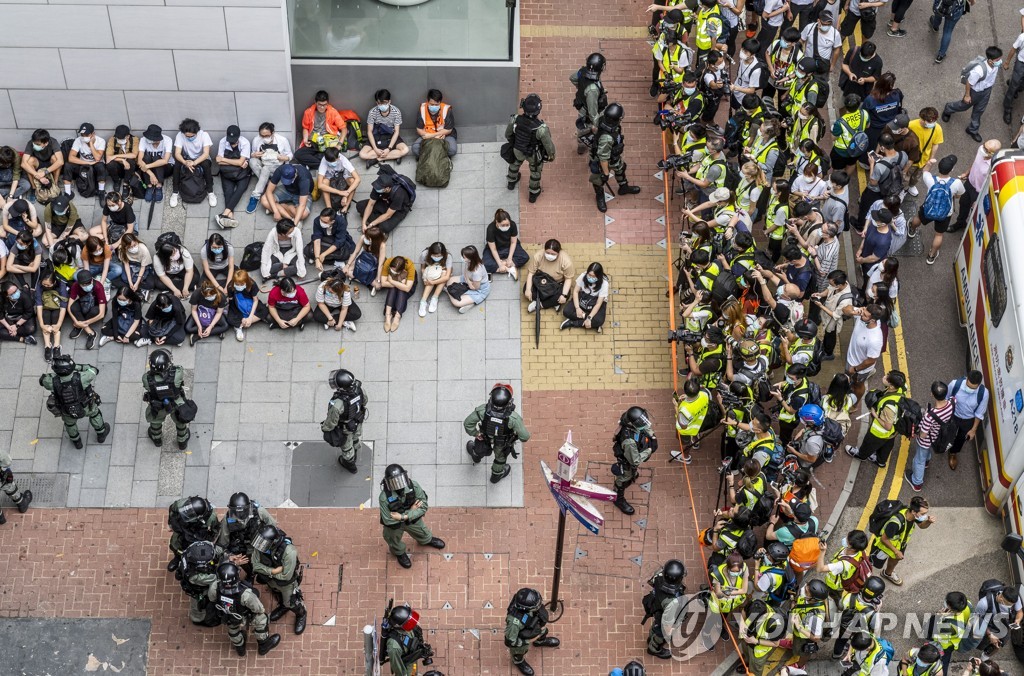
[176,399,198,423]
[147,317,175,338]
[532,271,561,308]
[195,304,216,329]
[446,282,469,300]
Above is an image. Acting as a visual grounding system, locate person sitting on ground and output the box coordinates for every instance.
[34,263,68,361]
[295,90,347,171]
[116,233,155,300]
[312,272,360,333]
[562,262,609,332]
[381,255,416,334]
[104,125,137,191]
[483,208,529,278]
[305,207,354,273]
[413,89,458,158]
[360,89,411,169]
[417,241,453,318]
[63,122,107,197]
[524,239,574,314]
[200,232,235,294]
[357,171,412,235]
[91,191,136,250]
[6,230,42,290]
[446,245,490,314]
[21,129,64,200]
[153,238,196,300]
[261,218,306,282]
[137,124,173,202]
[261,163,312,227]
[0,279,37,345]
[214,125,251,229]
[343,225,387,295]
[247,122,293,214]
[2,198,41,249]
[317,147,360,213]
[99,286,148,348]
[144,290,187,347]
[186,279,230,345]
[170,118,216,208]
[226,269,268,341]
[67,269,107,350]
[267,276,310,331]
[0,144,30,208]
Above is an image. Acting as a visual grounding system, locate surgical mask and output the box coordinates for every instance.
[160,305,173,313]
[431,255,443,262]
[128,246,139,254]
[283,291,296,299]
[327,161,338,169]
[994,60,1004,68]
[362,237,371,245]
[108,204,120,212]
[729,569,742,578]
[377,104,390,113]
[781,40,791,48]
[915,659,930,669]
[211,247,223,255]
[9,290,20,302]
[497,224,510,232]
[860,53,872,62]
[795,69,806,78]
[923,121,936,128]
[92,249,102,256]
[683,86,696,95]
[586,275,598,285]
[117,299,129,306]
[81,284,94,293]
[775,286,786,300]
[740,50,752,61]
[841,537,848,548]
[428,104,441,114]
[544,252,558,262]
[915,514,928,522]
[32,143,44,152]
[16,242,27,251]
[204,294,216,302]
[234,284,246,292]
[701,338,711,349]
[117,137,129,145]
[786,376,798,385]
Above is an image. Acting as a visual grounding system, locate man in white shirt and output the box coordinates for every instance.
[214,125,252,229]
[137,124,174,203]
[942,46,1004,142]
[845,304,884,404]
[907,154,964,264]
[316,147,360,213]
[170,118,215,208]
[1003,29,1024,124]
[248,122,293,214]
[63,122,107,198]
[800,11,841,73]
[730,39,766,112]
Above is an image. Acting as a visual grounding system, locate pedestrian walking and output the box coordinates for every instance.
[1002,28,1024,125]
[942,47,1003,143]
[868,495,934,586]
[844,305,885,405]
[950,139,1000,232]
[945,370,989,471]
[908,155,963,264]
[845,369,907,469]
[930,0,974,64]
[905,380,955,491]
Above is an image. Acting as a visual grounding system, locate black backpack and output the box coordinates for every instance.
[820,418,845,449]
[735,529,759,559]
[240,241,263,272]
[723,162,742,191]
[927,406,958,454]
[895,397,923,437]
[868,499,905,536]
[74,165,98,198]
[59,138,75,163]
[378,164,416,206]
[877,154,907,199]
[155,231,182,251]
[178,165,208,203]
[746,484,776,528]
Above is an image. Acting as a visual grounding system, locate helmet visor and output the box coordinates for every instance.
[384,471,411,493]
[250,533,271,554]
[178,501,200,522]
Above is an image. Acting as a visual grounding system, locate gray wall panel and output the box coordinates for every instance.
[174,51,289,92]
[61,49,178,92]
[224,7,285,51]
[0,5,114,48]
[0,93,16,129]
[9,90,127,130]
[108,6,228,50]
[0,49,66,90]
[123,91,238,132]
[234,92,294,134]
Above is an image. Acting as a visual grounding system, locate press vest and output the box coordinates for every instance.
[778,378,811,422]
[933,603,972,650]
[766,195,788,239]
[875,509,913,558]
[697,343,726,389]
[833,111,868,152]
[420,103,450,134]
[709,562,746,614]
[696,154,727,188]
[869,392,902,439]
[676,390,711,436]
[695,4,722,51]
[790,598,827,639]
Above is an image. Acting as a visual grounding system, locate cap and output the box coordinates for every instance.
[872,207,893,224]
[78,122,95,136]
[937,154,958,174]
[887,113,910,131]
[793,502,813,522]
[709,187,731,204]
[114,124,130,140]
[226,125,241,142]
[818,9,834,22]
[372,174,394,192]
[143,124,163,142]
[8,199,29,217]
[279,164,297,186]
[76,269,94,286]
[51,193,71,215]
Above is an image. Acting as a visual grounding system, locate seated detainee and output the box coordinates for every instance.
[483,208,529,277]
[317,147,360,213]
[144,291,187,347]
[0,145,31,208]
[91,191,136,250]
[170,118,215,208]
[305,208,354,272]
[7,230,42,290]
[104,125,138,191]
[248,122,294,214]
[356,172,412,235]
[63,122,108,197]
[446,245,490,314]
[226,270,269,341]
[2,199,42,249]
[413,89,458,158]
[295,90,347,171]
[43,194,83,250]
[137,124,173,202]
[214,125,252,229]
[21,129,64,200]
[524,239,574,313]
[261,219,306,282]
[360,89,410,169]
[267,276,311,331]
[311,273,361,332]
[262,164,312,227]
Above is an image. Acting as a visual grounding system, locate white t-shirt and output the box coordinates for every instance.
[140,135,174,164]
[152,247,194,277]
[173,130,213,160]
[801,24,841,62]
[71,136,106,161]
[251,133,294,159]
[1013,33,1024,63]
[317,155,356,181]
[865,263,899,299]
[418,249,454,272]
[763,0,786,27]
[791,175,827,200]
[967,61,999,91]
[217,136,251,159]
[465,263,488,286]
[846,319,884,374]
[575,272,610,299]
[921,173,965,219]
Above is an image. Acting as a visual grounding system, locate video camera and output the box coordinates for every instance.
[667,328,705,344]
[653,108,694,132]
[657,151,696,170]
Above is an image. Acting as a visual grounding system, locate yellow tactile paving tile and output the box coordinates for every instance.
[520,242,674,391]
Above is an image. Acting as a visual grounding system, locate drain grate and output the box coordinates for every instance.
[0,473,70,508]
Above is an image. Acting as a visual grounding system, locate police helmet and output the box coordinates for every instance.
[489,384,513,410]
[793,318,818,340]
[251,524,281,555]
[797,56,818,75]
[625,406,652,431]
[184,540,217,573]
[228,492,252,520]
[765,541,790,563]
[513,587,543,611]
[149,348,173,372]
[805,579,829,601]
[383,464,411,493]
[51,354,76,377]
[603,103,625,124]
[738,340,760,359]
[663,559,686,585]
[585,52,606,74]
[798,403,825,428]
[389,604,420,631]
[521,94,542,117]
[217,561,241,586]
[178,496,211,523]
[862,575,886,600]
[850,631,873,651]
[623,662,646,676]
[330,368,356,391]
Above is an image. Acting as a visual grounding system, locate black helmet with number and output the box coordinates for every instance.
[330,368,356,391]
[624,406,652,431]
[177,496,211,523]
[51,354,76,376]
[663,559,686,585]
[585,52,606,75]
[217,561,241,587]
[805,579,829,601]
[521,94,542,117]
[383,464,411,493]
[623,661,646,676]
[228,492,253,521]
[603,103,624,125]
[794,318,818,340]
[388,603,420,631]
[149,348,173,372]
[489,383,513,410]
[765,541,790,563]
[512,587,543,611]
[862,575,886,600]
[850,631,873,651]
[251,523,281,555]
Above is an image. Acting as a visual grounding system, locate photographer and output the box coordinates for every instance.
[746,119,783,181]
[771,363,815,445]
[671,117,708,164]
[753,542,797,607]
[787,404,830,470]
[676,136,727,204]
[678,290,714,337]
[742,408,779,471]
[674,378,712,463]
[731,44,766,115]
[653,11,693,104]
[706,507,754,568]
[753,268,802,332]
[781,319,821,371]
[700,51,731,123]
[726,457,777,516]
[728,340,770,396]
[812,270,856,360]
[683,325,728,389]
[721,380,757,469]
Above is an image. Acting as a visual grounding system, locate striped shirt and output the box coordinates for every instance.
[917,400,954,447]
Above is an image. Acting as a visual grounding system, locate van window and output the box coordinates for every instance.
[984,234,1008,327]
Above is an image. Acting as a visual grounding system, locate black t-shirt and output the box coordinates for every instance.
[841,50,883,97]
[486,218,519,252]
[371,185,411,213]
[103,204,136,226]
[188,288,227,310]
[771,302,791,327]
[24,139,60,164]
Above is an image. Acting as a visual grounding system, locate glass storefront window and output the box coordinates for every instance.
[288,0,513,61]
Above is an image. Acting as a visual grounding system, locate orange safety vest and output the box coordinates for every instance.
[420,102,451,134]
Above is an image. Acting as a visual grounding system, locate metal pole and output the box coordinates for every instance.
[363,624,376,676]
[549,509,567,611]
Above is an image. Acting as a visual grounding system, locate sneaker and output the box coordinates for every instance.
[189,333,198,347]
[527,301,537,313]
[508,265,518,281]
[926,254,938,265]
[370,286,377,297]
[418,300,428,318]
[208,192,218,207]
[882,571,904,586]
[141,289,151,302]
[886,28,907,37]
[44,346,52,362]
[907,228,919,239]
[428,297,438,313]
[935,54,946,64]
[458,305,472,315]
[560,319,571,330]
[169,192,179,208]
[134,337,151,347]
[904,470,922,492]
[343,321,357,332]
[144,187,155,202]
[24,335,36,346]
[324,323,330,330]
[246,195,259,214]
[366,158,379,170]
[85,333,96,350]
[907,185,919,197]
[70,328,83,340]
[215,214,226,228]
[154,187,164,202]
[820,353,835,361]
[52,345,61,359]
[235,327,245,341]
[98,335,113,347]
[845,445,860,458]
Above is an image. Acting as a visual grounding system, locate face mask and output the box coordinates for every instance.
[161,305,173,313]
[117,299,129,306]
[915,658,931,669]
[377,104,390,113]
[9,290,20,302]
[586,275,598,284]
[701,338,711,349]
[729,569,742,578]
[795,69,806,78]
[428,104,441,114]
[544,253,558,262]
[915,514,928,523]
[860,53,872,62]
[781,40,791,48]
[431,255,443,262]
[16,243,27,251]
[117,137,129,145]
[128,246,139,254]
[497,224,510,232]
[786,376,798,385]
[283,291,296,299]
[108,204,120,212]
[32,143,44,152]
[923,121,936,129]
[81,284,94,293]
[775,286,786,300]
[841,537,849,548]
[211,247,224,254]
[92,249,102,256]
[740,50,752,61]
[204,294,216,302]
[994,60,1004,68]
[683,86,696,95]
[327,161,338,169]
[234,284,246,292]
[362,237,371,245]
[170,251,180,261]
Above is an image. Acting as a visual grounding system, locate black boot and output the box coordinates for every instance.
[294,605,307,635]
[16,490,32,514]
[617,181,641,196]
[96,423,111,444]
[234,642,246,657]
[269,591,288,621]
[534,637,560,647]
[594,184,607,213]
[166,555,181,572]
[648,646,672,659]
[528,189,541,203]
[513,659,535,676]
[177,432,190,451]
[613,488,635,515]
[490,465,511,484]
[257,634,281,656]
[337,456,358,473]
[0,509,6,525]
[149,432,162,447]
[71,436,83,450]
[466,440,481,464]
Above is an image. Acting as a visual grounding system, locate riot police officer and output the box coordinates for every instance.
[570,52,608,154]
[379,464,445,569]
[320,368,367,474]
[612,406,658,515]
[209,561,281,657]
[831,575,885,659]
[39,354,110,449]
[504,94,556,204]
[216,492,276,573]
[381,603,435,676]
[175,540,222,627]
[251,524,307,635]
[143,349,194,450]
[505,588,560,676]
[166,495,220,572]
[643,559,686,659]
[589,103,642,213]
[463,383,531,484]
[0,446,32,524]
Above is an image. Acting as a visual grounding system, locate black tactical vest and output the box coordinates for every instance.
[215,581,255,621]
[573,71,608,112]
[333,386,366,423]
[506,602,549,639]
[512,115,543,155]
[55,373,88,417]
[483,404,512,440]
[591,125,625,162]
[177,541,217,598]
[225,508,266,553]
[145,371,183,405]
